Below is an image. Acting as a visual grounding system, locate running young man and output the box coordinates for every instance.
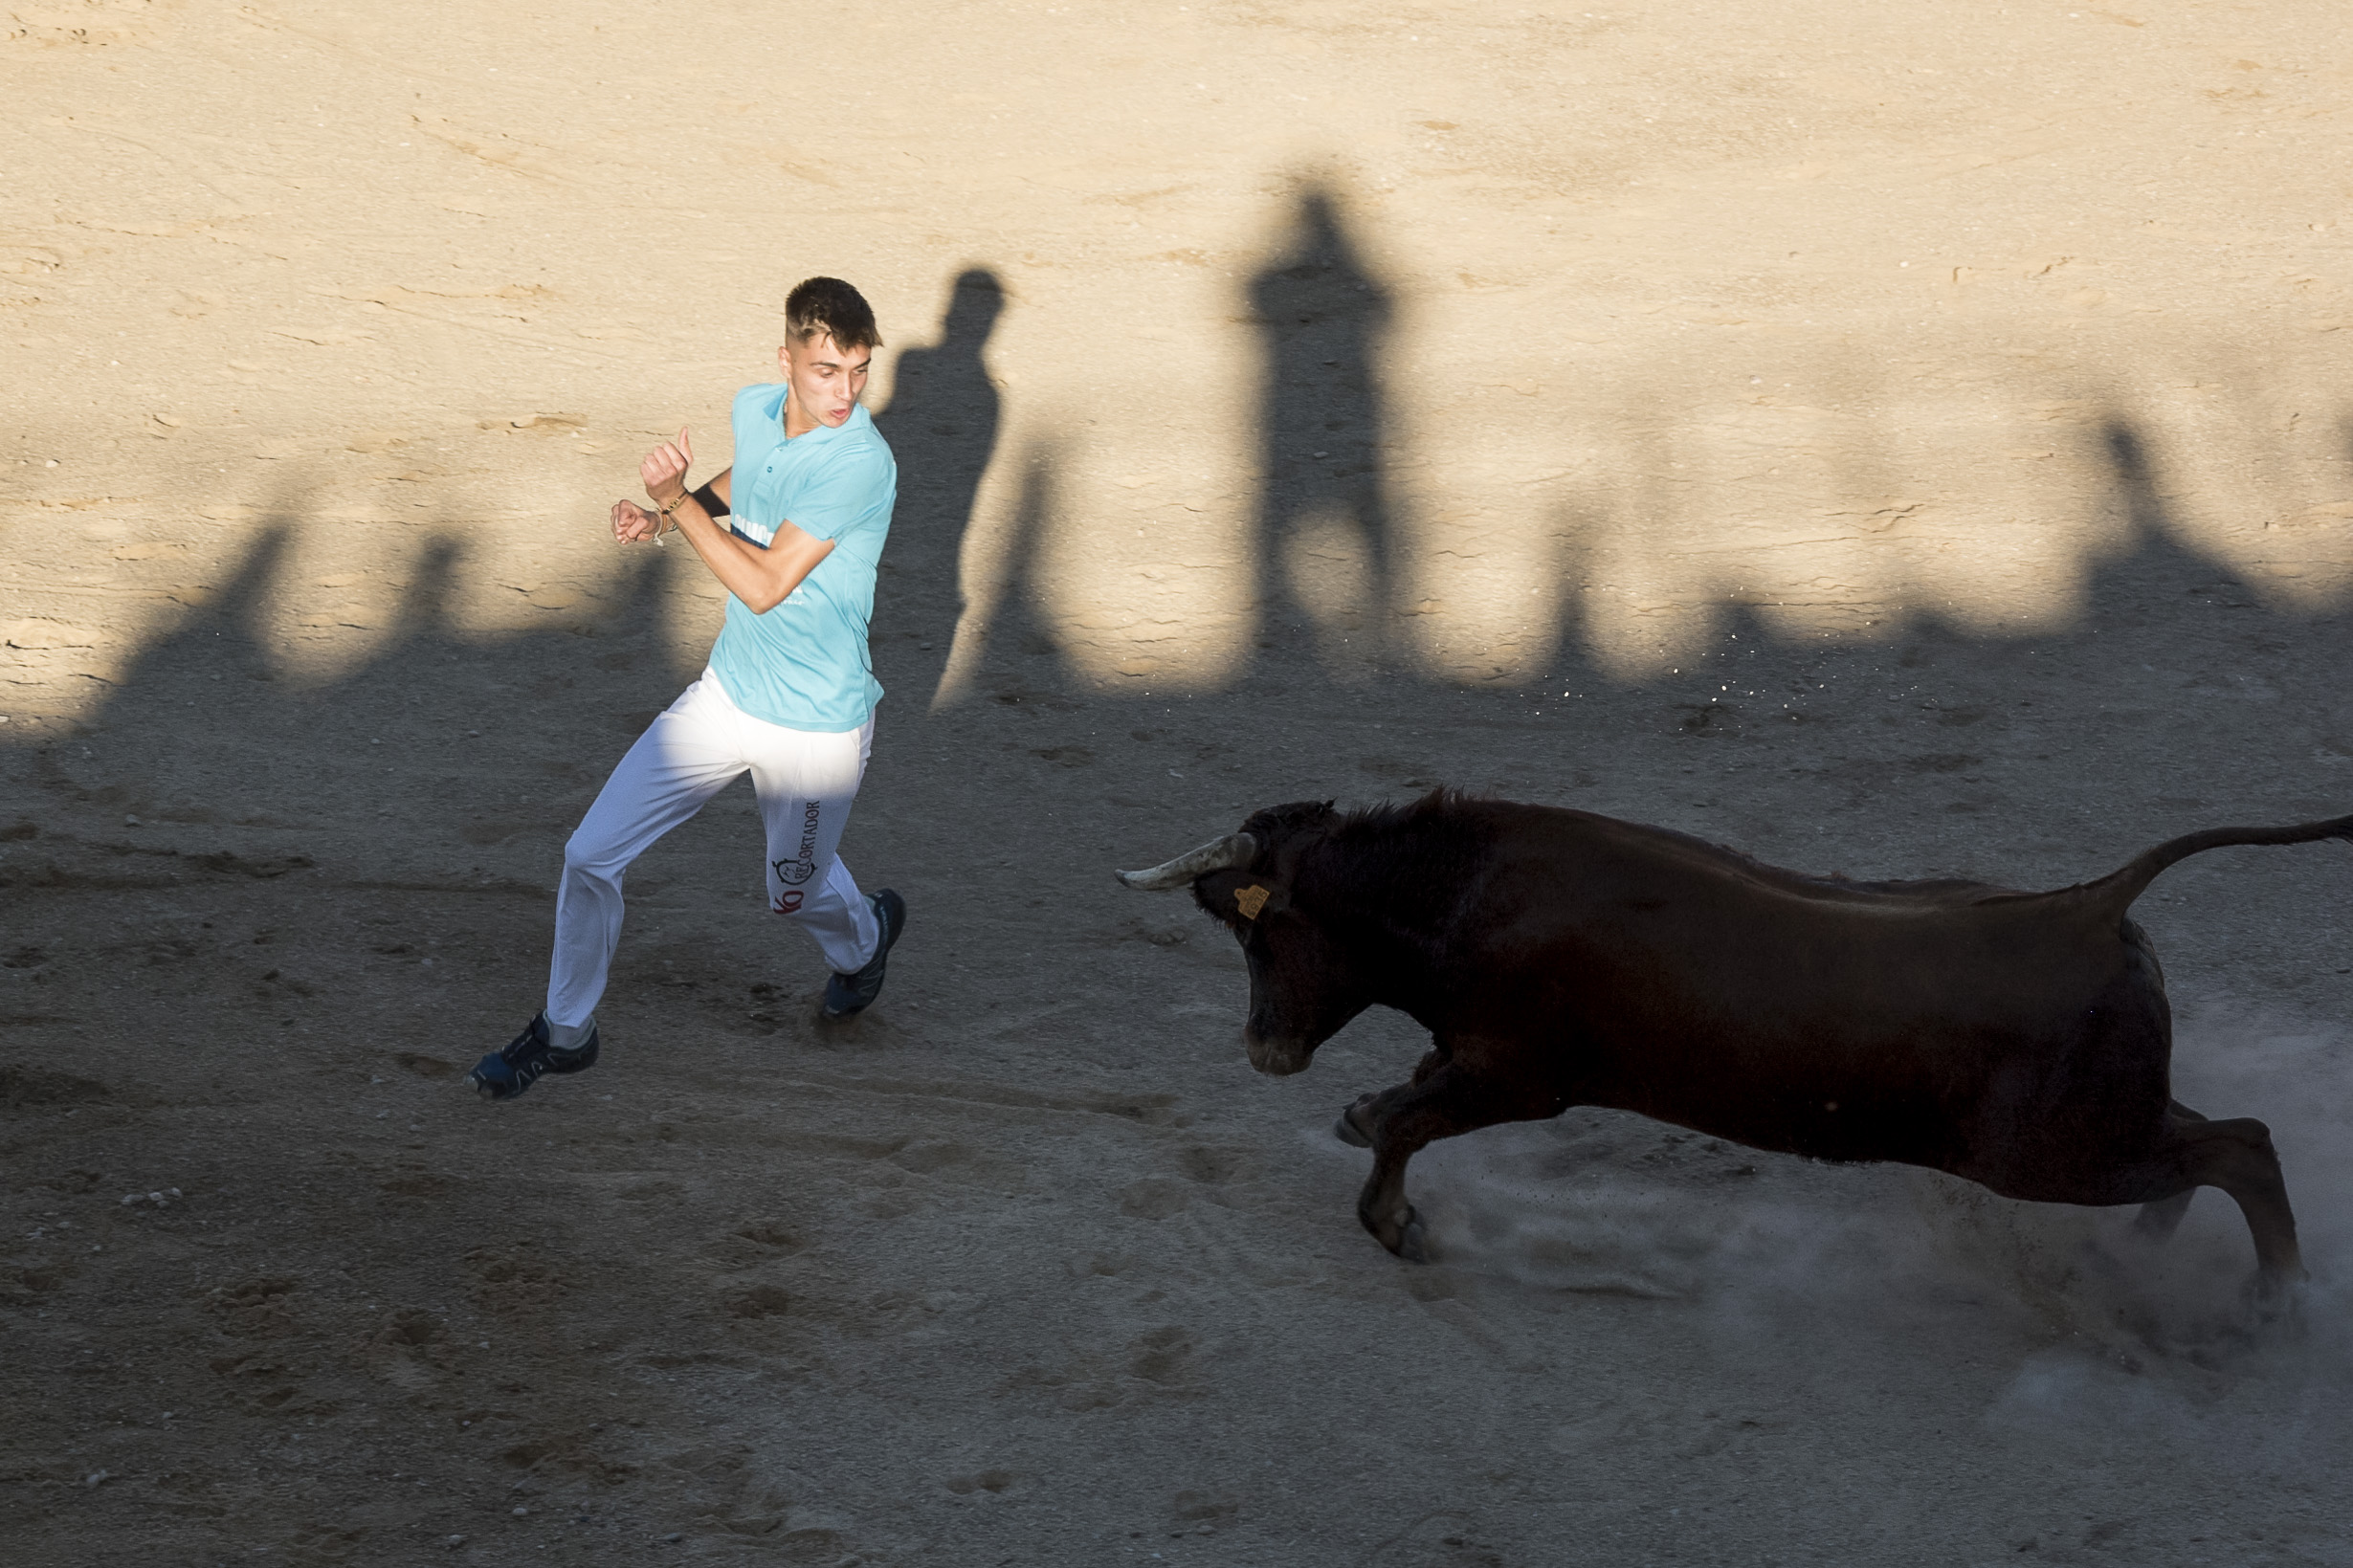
[470,276,906,1101]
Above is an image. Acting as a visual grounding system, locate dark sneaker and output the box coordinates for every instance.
[468,1011,598,1101]
[822,889,905,1018]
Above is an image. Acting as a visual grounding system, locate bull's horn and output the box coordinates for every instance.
[1115,832,1257,891]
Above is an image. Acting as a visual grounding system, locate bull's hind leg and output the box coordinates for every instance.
[2189,1117,2303,1300]
[2130,1101,2208,1243]
[2132,1110,2303,1304]
[1342,1055,1559,1263]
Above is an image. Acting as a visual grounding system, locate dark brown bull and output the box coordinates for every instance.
[1118,793,2348,1302]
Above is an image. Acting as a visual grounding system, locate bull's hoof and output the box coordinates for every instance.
[2240,1269,2310,1331]
[1362,1203,1430,1263]
[1333,1101,1372,1149]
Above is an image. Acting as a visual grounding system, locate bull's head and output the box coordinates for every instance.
[1116,802,1372,1075]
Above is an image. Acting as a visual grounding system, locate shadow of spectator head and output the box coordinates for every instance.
[2103,418,2153,488]
[211,520,296,629]
[942,268,1006,343]
[2098,414,2176,542]
[1254,181,1389,331]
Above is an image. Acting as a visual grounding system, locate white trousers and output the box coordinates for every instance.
[547,670,878,1027]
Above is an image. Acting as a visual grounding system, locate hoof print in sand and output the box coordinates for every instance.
[204,1275,300,1337]
[1118,1179,1188,1221]
[465,1244,565,1315]
[1001,1324,1206,1411]
[705,1219,810,1266]
[723,1283,793,1319]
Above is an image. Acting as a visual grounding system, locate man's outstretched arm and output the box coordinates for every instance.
[627,428,833,614]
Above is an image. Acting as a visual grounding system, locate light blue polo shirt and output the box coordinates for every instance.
[706,384,896,732]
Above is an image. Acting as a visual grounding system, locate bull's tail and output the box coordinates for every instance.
[2084,812,2353,909]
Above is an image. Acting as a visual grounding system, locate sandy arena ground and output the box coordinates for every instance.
[7,1,2353,1563]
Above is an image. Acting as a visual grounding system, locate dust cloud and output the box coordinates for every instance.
[1383,1002,2353,1491]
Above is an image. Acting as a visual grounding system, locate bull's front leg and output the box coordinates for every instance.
[1334,1056,1559,1263]
[1331,1049,1449,1145]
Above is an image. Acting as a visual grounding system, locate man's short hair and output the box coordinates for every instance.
[786,277,881,352]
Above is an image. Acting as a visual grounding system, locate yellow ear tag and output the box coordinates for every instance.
[1233,884,1272,919]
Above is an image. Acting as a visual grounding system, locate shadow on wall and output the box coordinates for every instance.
[29,389,2351,860]
[3,511,695,863]
[1248,188,1402,684]
[931,178,2353,740]
[10,252,2353,897]
[874,268,1006,704]
[929,433,1067,707]
[932,178,1414,710]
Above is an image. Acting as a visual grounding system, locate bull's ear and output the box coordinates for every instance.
[1194,869,1290,925]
